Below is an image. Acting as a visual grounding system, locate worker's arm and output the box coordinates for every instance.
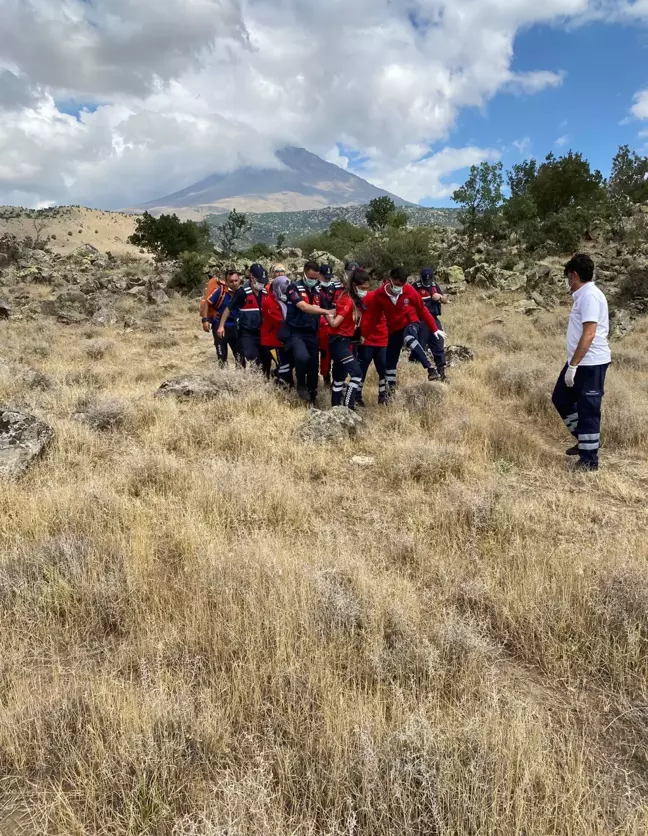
[413,292,439,333]
[296,300,332,317]
[570,322,597,367]
[216,307,231,339]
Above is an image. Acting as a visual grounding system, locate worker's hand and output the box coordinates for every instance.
[202,321,211,333]
[432,293,442,301]
[216,326,225,340]
[435,330,446,341]
[564,365,578,388]
[360,337,365,345]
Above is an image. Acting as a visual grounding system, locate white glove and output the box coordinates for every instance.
[435,330,446,341]
[564,365,578,388]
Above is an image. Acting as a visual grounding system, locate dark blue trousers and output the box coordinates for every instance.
[357,344,387,404]
[386,324,432,390]
[330,336,363,409]
[215,327,244,367]
[289,332,320,396]
[552,363,609,466]
[413,316,446,370]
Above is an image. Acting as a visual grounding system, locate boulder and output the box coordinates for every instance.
[91,308,118,328]
[0,300,10,319]
[57,310,89,325]
[444,265,466,284]
[278,247,303,259]
[445,345,475,366]
[0,407,54,479]
[147,286,169,305]
[155,375,241,400]
[525,263,552,293]
[298,407,363,445]
[309,251,345,274]
[514,299,540,315]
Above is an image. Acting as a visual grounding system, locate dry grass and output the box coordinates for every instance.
[0,292,647,835]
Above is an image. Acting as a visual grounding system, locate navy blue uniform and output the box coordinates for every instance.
[285,281,321,399]
[552,363,609,467]
[410,279,446,372]
[208,284,244,367]
[229,283,264,366]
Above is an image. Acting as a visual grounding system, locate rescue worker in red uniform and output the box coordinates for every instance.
[261,272,294,387]
[327,273,364,410]
[318,263,344,385]
[218,264,268,367]
[349,269,389,406]
[410,266,448,381]
[374,266,446,397]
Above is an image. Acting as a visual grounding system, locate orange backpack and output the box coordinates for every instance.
[200,277,228,321]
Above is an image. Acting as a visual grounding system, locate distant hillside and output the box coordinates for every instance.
[207,204,460,246]
[137,147,412,216]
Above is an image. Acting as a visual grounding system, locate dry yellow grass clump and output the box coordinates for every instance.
[0,292,647,835]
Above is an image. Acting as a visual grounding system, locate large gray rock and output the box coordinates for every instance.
[91,307,118,327]
[298,407,363,444]
[156,375,243,400]
[147,286,169,305]
[445,345,475,366]
[0,299,10,319]
[309,250,345,274]
[0,407,54,479]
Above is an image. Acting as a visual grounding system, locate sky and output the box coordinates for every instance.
[1,0,648,210]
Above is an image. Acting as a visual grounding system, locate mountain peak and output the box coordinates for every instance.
[138,147,411,215]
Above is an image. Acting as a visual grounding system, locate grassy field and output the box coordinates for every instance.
[0,291,647,835]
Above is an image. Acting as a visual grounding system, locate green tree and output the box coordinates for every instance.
[276,232,287,249]
[173,250,209,290]
[365,197,397,231]
[530,151,604,218]
[387,210,408,230]
[297,219,370,261]
[217,209,251,254]
[452,161,504,240]
[608,145,648,205]
[353,228,434,278]
[128,211,211,261]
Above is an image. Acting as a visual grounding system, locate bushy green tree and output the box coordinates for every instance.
[353,228,433,278]
[608,145,648,205]
[529,151,604,218]
[365,197,397,231]
[387,210,408,230]
[452,162,503,240]
[297,219,370,260]
[217,210,251,254]
[173,250,209,290]
[129,211,211,261]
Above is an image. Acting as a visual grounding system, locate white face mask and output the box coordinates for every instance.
[356,289,368,299]
[389,284,403,297]
[564,276,573,292]
[320,280,332,288]
[253,281,265,292]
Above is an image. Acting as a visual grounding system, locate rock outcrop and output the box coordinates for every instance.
[298,407,364,444]
[0,407,54,479]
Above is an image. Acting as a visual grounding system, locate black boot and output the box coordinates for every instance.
[428,367,440,382]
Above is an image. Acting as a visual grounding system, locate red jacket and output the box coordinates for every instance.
[374,283,439,335]
[330,292,357,338]
[260,293,285,348]
[359,290,388,347]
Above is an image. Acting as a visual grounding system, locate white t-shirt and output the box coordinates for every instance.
[567,282,611,366]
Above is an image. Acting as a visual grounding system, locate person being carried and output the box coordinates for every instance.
[217,263,268,368]
[202,269,244,367]
[349,269,388,406]
[326,273,365,410]
[285,261,334,404]
[410,266,449,382]
[374,266,446,397]
[261,267,294,388]
[551,253,611,472]
[318,263,345,386]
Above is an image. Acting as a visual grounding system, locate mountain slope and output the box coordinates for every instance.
[139,147,412,215]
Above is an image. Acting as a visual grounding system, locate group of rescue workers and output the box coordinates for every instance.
[200,260,448,409]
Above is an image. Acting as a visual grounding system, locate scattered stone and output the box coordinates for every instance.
[309,250,345,274]
[0,299,10,319]
[445,345,475,366]
[514,299,540,315]
[91,307,118,328]
[155,374,239,400]
[298,407,364,444]
[0,406,54,479]
[351,455,375,466]
[147,286,169,305]
[57,310,89,325]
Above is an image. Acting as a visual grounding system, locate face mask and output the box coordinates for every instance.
[389,283,404,297]
[279,293,287,302]
[356,289,368,299]
[564,277,573,292]
[320,280,332,288]
[303,276,318,288]
[253,281,265,292]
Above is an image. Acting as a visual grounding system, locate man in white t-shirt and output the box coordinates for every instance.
[552,254,611,471]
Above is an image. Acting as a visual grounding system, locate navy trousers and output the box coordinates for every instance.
[330,336,363,410]
[357,344,388,404]
[215,327,244,367]
[552,363,609,466]
[290,332,320,396]
[386,324,432,390]
[240,331,262,366]
[412,316,446,370]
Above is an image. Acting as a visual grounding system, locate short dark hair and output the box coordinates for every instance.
[564,254,594,283]
[390,266,409,283]
[304,261,320,273]
[226,268,239,277]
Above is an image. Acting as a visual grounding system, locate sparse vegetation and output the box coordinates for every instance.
[0,293,647,834]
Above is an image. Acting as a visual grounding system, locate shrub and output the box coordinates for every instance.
[353,228,434,277]
[173,251,208,291]
[617,268,648,309]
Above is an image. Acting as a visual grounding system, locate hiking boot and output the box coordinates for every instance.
[355,397,366,408]
[309,391,318,406]
[574,459,599,472]
[296,386,311,403]
[427,367,440,382]
[439,368,449,383]
[565,445,580,456]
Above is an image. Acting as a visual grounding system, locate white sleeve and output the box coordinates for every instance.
[579,294,600,324]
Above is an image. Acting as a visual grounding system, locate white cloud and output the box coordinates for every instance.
[512,136,532,155]
[0,0,611,208]
[632,89,648,120]
[555,134,570,147]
